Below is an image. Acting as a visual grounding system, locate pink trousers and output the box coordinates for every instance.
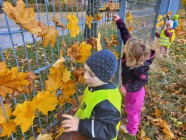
[125,87,145,135]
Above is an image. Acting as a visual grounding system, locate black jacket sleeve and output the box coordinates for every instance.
[78,100,121,140]
[116,18,132,45]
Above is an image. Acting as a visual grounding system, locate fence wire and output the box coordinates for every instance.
[0,0,180,139]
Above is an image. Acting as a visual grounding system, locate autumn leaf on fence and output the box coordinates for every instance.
[95,13,102,21]
[45,65,65,92]
[33,91,58,116]
[86,15,93,29]
[0,62,30,97]
[36,133,52,140]
[12,101,36,133]
[66,14,80,37]
[0,120,16,137]
[86,37,97,50]
[0,104,12,124]
[96,33,102,51]
[104,35,118,48]
[126,11,133,23]
[3,0,58,47]
[67,42,92,63]
[73,68,86,84]
[52,16,66,30]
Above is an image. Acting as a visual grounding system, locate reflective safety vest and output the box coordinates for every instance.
[159,29,175,48]
[75,86,121,140]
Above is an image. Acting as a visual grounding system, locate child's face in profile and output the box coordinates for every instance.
[166,23,171,29]
[84,63,103,87]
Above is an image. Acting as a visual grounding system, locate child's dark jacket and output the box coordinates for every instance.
[77,83,121,140]
[116,18,155,92]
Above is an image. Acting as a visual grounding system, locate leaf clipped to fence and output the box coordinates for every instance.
[3,0,58,47]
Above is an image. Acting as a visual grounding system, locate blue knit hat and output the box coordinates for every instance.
[86,49,117,83]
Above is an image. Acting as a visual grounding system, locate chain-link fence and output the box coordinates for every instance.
[0,0,180,139]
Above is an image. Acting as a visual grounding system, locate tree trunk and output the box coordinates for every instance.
[84,0,100,38]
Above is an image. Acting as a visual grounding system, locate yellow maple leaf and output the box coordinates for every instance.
[153,118,174,139]
[95,13,102,21]
[66,14,80,37]
[13,101,35,133]
[108,1,115,11]
[77,42,92,63]
[153,108,161,117]
[55,127,65,139]
[126,11,133,23]
[184,107,186,112]
[53,58,65,68]
[45,64,68,91]
[60,80,77,97]
[128,26,133,33]
[36,133,52,140]
[33,91,58,115]
[110,34,119,46]
[3,0,39,34]
[0,104,12,124]
[66,14,78,24]
[45,65,64,91]
[156,20,164,28]
[182,0,186,4]
[52,16,66,30]
[158,15,163,21]
[3,0,58,47]
[58,95,72,107]
[45,74,63,92]
[0,62,7,74]
[96,33,102,51]
[112,51,119,60]
[0,119,16,137]
[37,25,59,47]
[86,15,93,29]
[62,68,71,83]
[0,65,30,97]
[67,43,81,63]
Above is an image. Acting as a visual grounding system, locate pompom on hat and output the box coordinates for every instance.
[86,49,117,83]
[173,14,179,20]
[166,20,174,28]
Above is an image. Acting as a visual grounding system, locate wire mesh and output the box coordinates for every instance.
[0,0,180,139]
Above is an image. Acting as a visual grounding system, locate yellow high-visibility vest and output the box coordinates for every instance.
[159,29,175,48]
[75,86,121,140]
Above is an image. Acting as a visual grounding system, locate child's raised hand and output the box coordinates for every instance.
[61,114,80,132]
[113,15,120,21]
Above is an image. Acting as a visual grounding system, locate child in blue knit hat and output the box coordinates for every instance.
[61,49,122,140]
[172,14,179,29]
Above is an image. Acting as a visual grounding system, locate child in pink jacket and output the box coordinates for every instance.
[113,15,155,135]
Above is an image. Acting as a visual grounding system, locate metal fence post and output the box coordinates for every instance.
[151,0,161,40]
[115,0,127,86]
